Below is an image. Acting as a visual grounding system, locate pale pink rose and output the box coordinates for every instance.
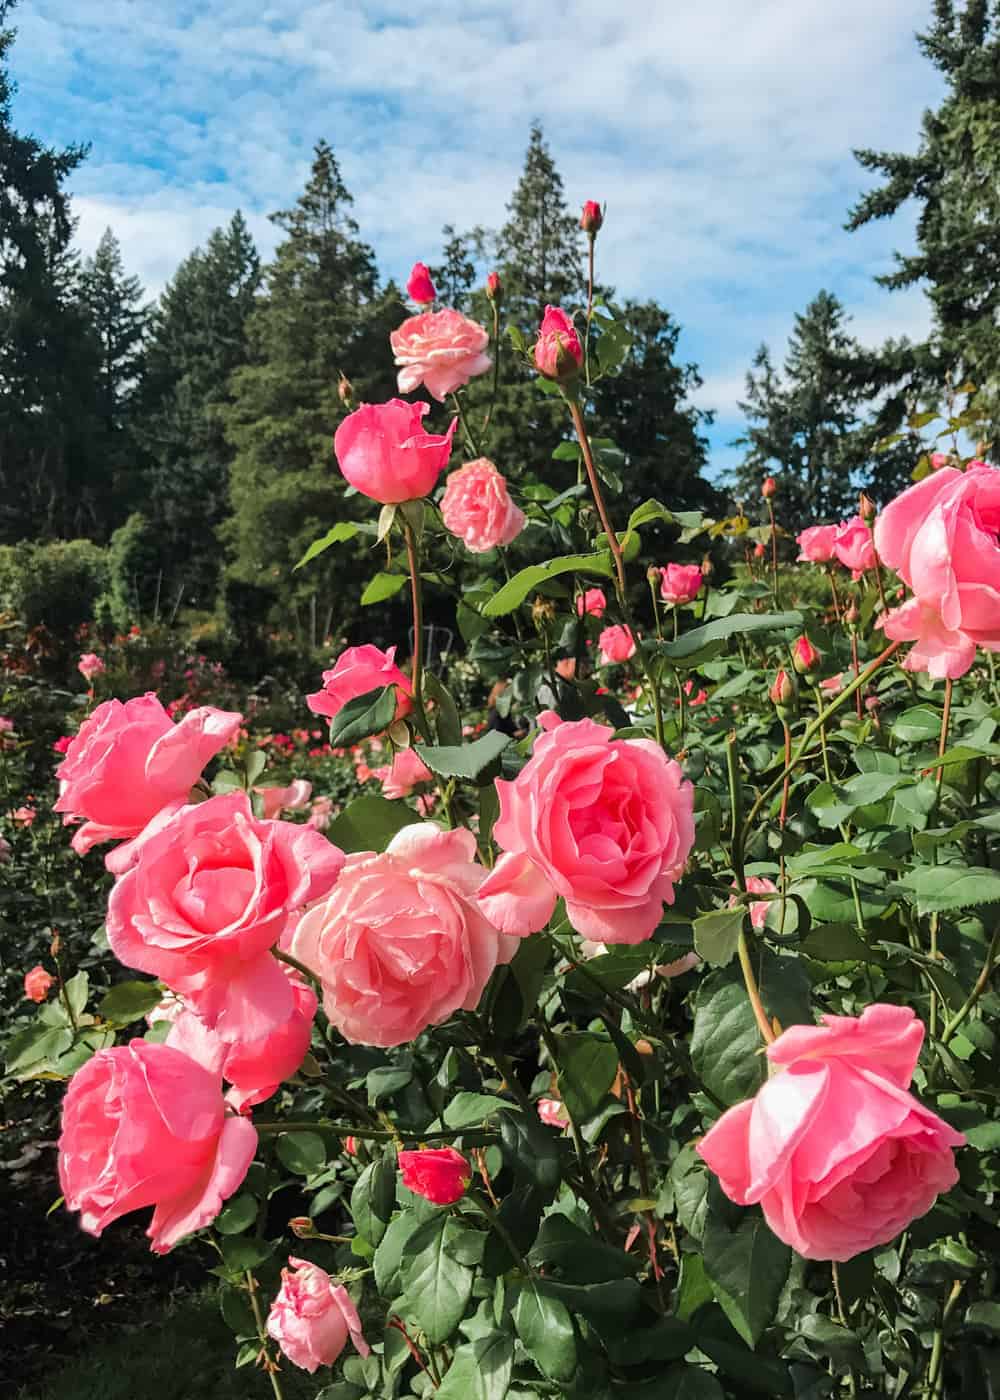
[440,458,526,553]
[307,795,334,830]
[24,965,55,1002]
[537,1098,570,1129]
[54,694,242,870]
[334,399,456,504]
[658,564,703,605]
[0,716,13,733]
[10,805,35,826]
[77,652,105,681]
[390,309,491,402]
[267,1258,369,1373]
[375,746,431,800]
[533,306,582,380]
[729,876,778,931]
[164,969,318,1113]
[106,791,344,1034]
[820,673,844,695]
[874,463,1000,677]
[832,515,877,579]
[478,712,695,945]
[554,657,577,681]
[796,524,838,563]
[290,823,517,1047]
[576,588,607,619]
[58,1040,257,1254]
[406,261,436,305]
[307,644,412,722]
[398,1146,470,1205]
[698,1005,965,1261]
[598,624,636,665]
[256,780,313,819]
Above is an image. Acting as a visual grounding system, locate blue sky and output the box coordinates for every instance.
[11,0,944,477]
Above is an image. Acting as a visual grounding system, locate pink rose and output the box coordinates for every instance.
[307,644,412,722]
[440,458,526,553]
[832,515,876,578]
[398,1147,470,1205]
[537,1098,570,1129]
[24,965,54,1002]
[554,656,577,681]
[290,823,517,1047]
[106,791,345,1032]
[0,832,11,864]
[52,735,73,754]
[58,1040,257,1254]
[390,309,491,402]
[406,261,436,305]
[576,588,607,618]
[820,672,843,695]
[374,746,431,799]
[162,968,318,1113]
[267,1258,370,1373]
[598,624,636,665]
[334,399,456,504]
[729,876,778,931]
[255,779,313,819]
[533,305,583,380]
[77,652,105,680]
[658,564,703,605]
[796,524,838,563]
[698,1005,965,1261]
[54,694,242,872]
[874,463,1000,678]
[478,713,695,945]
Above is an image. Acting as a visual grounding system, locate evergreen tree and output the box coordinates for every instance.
[223,143,403,641]
[847,0,1000,433]
[79,229,147,434]
[139,212,260,609]
[496,123,583,320]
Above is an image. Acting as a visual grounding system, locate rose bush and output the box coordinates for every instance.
[6,205,1000,1400]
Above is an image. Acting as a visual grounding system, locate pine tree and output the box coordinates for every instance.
[847,0,1000,432]
[223,143,403,641]
[496,123,583,321]
[79,229,147,433]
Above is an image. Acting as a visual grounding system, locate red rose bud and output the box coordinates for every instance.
[398,1147,470,1206]
[343,1136,357,1156]
[406,261,436,305]
[859,491,877,524]
[533,305,583,381]
[792,635,820,676]
[580,200,604,235]
[486,271,502,302]
[288,1217,316,1239]
[769,669,796,709]
[761,476,778,500]
[753,542,766,559]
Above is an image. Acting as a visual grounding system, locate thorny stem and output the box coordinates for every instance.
[245,1271,285,1400]
[584,236,596,387]
[403,520,433,746]
[567,398,626,601]
[849,633,863,720]
[935,676,954,787]
[738,931,776,1046]
[926,1279,964,1397]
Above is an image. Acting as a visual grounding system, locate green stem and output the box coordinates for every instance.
[941,922,1000,1046]
[468,1189,531,1273]
[675,671,686,750]
[450,391,481,457]
[403,520,433,745]
[538,1018,606,1213]
[245,1271,285,1400]
[272,946,322,991]
[255,1120,499,1145]
[738,931,776,1045]
[766,499,779,609]
[482,302,502,436]
[725,731,745,890]
[584,235,595,388]
[567,397,626,602]
[926,1279,963,1397]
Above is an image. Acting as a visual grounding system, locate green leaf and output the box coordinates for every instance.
[672,1144,710,1242]
[627,499,675,531]
[327,685,398,747]
[295,521,361,570]
[436,1330,514,1400]
[900,865,1000,916]
[4,1023,73,1075]
[401,1215,475,1343]
[554,1032,619,1121]
[651,1368,726,1400]
[655,611,802,661]
[219,1234,274,1271]
[98,979,164,1023]
[374,1210,426,1298]
[514,1282,577,1382]
[693,908,745,968]
[324,795,415,854]
[443,1093,511,1128]
[276,1131,327,1176]
[891,705,943,743]
[482,552,615,616]
[219,1284,256,1337]
[63,971,89,1019]
[360,571,407,605]
[703,1191,791,1348]
[214,1193,258,1236]
[424,672,463,746]
[497,1111,561,1193]
[531,1277,641,1324]
[528,1214,639,1283]
[351,1152,396,1247]
[419,731,511,783]
[801,923,874,962]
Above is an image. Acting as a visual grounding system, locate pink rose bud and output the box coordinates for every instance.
[486,271,502,301]
[533,305,583,381]
[391,309,491,401]
[796,524,838,563]
[307,644,412,723]
[698,1005,965,1260]
[77,653,105,681]
[398,1146,471,1205]
[440,458,526,553]
[769,668,795,708]
[844,598,860,627]
[267,1258,370,1373]
[405,261,436,305]
[334,399,456,504]
[729,876,778,931]
[580,200,603,235]
[344,1136,357,1156]
[537,1098,570,1129]
[598,624,636,666]
[577,588,607,619]
[792,635,820,676]
[753,542,766,559]
[761,476,777,499]
[859,491,877,524]
[337,372,354,408]
[658,563,704,606]
[58,1041,258,1254]
[24,965,54,1002]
